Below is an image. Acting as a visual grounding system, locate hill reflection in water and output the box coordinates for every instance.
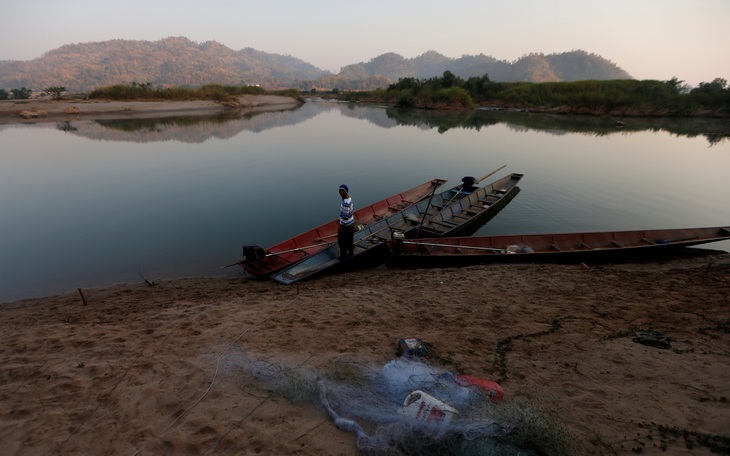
[54,101,729,147]
[383,107,729,146]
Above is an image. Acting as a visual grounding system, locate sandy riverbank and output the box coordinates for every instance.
[1,252,728,455]
[0,95,300,124]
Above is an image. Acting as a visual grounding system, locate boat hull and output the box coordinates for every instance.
[237,178,446,278]
[387,226,730,267]
[415,174,523,238]
[272,173,524,284]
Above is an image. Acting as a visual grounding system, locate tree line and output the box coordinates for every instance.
[0,86,67,100]
[88,83,302,102]
[3,75,727,118]
[0,83,302,103]
[333,72,730,116]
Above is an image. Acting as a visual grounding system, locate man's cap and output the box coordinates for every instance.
[339,184,349,193]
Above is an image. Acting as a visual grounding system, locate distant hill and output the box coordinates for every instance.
[0,37,632,92]
[333,50,631,88]
[0,37,328,92]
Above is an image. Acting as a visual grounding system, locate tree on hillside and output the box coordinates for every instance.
[666,77,690,95]
[387,77,423,92]
[692,78,727,93]
[0,89,9,100]
[10,88,32,99]
[463,74,495,99]
[44,86,66,99]
[688,78,730,111]
[131,82,154,89]
[441,70,458,88]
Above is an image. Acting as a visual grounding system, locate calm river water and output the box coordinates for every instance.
[1,100,729,302]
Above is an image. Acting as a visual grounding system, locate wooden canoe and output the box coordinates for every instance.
[414,173,523,237]
[271,172,524,285]
[386,226,730,267]
[236,178,446,278]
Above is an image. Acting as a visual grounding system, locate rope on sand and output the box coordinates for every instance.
[319,381,368,440]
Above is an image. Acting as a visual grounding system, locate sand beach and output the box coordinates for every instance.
[0,95,300,124]
[1,252,729,455]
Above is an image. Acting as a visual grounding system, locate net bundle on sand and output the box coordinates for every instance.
[239,353,549,455]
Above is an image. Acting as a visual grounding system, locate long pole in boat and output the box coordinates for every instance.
[475,165,506,184]
[402,240,507,253]
[415,182,441,238]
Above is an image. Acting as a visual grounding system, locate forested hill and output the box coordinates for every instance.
[0,37,632,92]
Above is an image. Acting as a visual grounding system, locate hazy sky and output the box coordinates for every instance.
[2,0,728,86]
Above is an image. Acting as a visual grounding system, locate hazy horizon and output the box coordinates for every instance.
[2,0,728,87]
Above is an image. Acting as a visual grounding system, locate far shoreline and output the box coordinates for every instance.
[3,95,727,124]
[0,94,301,124]
[317,95,730,118]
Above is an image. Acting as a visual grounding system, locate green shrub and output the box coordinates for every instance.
[432,87,474,109]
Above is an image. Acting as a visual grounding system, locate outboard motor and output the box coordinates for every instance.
[242,245,266,262]
[390,231,406,256]
[461,176,477,188]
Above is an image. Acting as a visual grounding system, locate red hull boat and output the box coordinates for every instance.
[237,178,446,277]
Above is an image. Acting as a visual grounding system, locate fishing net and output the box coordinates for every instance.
[319,358,515,453]
[224,349,563,455]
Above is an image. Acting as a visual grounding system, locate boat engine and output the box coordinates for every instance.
[390,231,406,255]
[461,176,476,188]
[243,245,266,262]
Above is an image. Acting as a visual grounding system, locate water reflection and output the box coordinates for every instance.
[43,100,729,146]
[383,107,730,145]
[53,103,313,143]
[56,120,78,132]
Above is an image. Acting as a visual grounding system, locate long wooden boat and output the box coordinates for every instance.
[414,173,523,237]
[386,226,730,267]
[271,171,524,285]
[236,178,446,278]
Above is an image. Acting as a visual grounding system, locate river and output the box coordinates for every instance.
[1,100,728,302]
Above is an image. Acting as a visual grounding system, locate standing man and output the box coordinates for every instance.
[338,184,354,260]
